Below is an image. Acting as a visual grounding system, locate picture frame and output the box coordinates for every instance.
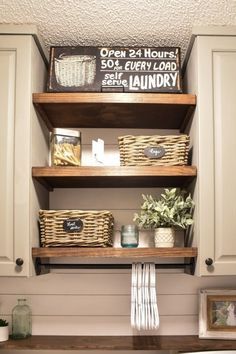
[199,289,236,339]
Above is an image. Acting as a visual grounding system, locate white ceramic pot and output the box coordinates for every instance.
[0,326,9,342]
[154,227,175,247]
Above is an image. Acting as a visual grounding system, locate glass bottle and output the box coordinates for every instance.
[12,299,32,339]
[121,225,139,248]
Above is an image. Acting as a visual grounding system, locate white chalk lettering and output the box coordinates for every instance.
[164,61,176,70]
[104,73,123,80]
[102,72,128,87]
[143,49,176,59]
[100,59,120,69]
[124,61,152,71]
[129,73,178,90]
[164,74,172,86]
[148,75,156,88]
[169,72,178,86]
[129,49,142,58]
[67,221,76,227]
[153,61,177,71]
[100,48,126,58]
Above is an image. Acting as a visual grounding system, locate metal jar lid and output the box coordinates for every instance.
[53,128,80,138]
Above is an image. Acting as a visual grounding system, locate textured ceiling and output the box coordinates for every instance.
[0,0,236,61]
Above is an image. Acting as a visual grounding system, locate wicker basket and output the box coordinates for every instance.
[39,210,114,247]
[54,54,96,87]
[118,134,190,166]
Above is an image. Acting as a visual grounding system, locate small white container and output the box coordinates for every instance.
[0,325,9,342]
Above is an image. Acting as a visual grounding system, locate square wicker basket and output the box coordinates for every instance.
[39,210,114,247]
[118,134,190,166]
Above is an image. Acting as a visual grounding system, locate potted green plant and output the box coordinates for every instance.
[0,319,9,342]
[133,188,194,247]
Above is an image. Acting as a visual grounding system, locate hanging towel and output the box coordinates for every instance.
[131,262,159,330]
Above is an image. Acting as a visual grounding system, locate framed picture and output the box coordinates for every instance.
[199,289,236,339]
[47,46,182,93]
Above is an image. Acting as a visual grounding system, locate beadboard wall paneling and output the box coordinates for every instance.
[50,188,185,247]
[33,314,198,336]
[2,273,236,295]
[50,188,162,210]
[79,128,178,166]
[1,314,197,336]
[50,193,160,247]
[1,127,235,340]
[0,294,197,316]
[79,128,178,144]
[1,273,236,336]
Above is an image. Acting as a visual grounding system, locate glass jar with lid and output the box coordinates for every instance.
[12,299,32,339]
[51,128,81,166]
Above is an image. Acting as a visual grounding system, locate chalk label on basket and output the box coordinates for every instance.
[63,219,83,233]
[144,146,165,159]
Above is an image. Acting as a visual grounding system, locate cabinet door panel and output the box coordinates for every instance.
[0,37,31,276]
[196,37,236,275]
[213,51,236,261]
[0,50,15,273]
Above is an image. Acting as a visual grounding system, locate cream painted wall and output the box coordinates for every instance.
[1,272,236,338]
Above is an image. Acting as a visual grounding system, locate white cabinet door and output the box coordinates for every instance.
[213,49,236,274]
[196,36,236,275]
[0,37,32,276]
[0,31,47,276]
[0,49,16,274]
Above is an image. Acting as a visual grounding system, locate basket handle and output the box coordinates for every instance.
[54,53,69,62]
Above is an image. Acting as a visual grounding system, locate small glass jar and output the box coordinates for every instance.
[12,299,32,339]
[121,225,139,248]
[51,128,81,166]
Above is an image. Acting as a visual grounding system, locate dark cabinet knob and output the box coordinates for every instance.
[16,258,24,266]
[205,258,213,266]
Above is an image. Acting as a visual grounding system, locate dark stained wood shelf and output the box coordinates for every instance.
[32,92,196,131]
[32,247,197,258]
[32,247,197,275]
[1,335,236,351]
[32,165,197,190]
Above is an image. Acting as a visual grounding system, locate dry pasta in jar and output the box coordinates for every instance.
[51,128,81,166]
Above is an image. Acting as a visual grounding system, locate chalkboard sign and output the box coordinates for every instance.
[63,219,83,233]
[47,46,181,93]
[144,146,166,159]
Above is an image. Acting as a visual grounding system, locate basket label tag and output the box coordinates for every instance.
[63,219,83,233]
[144,146,165,159]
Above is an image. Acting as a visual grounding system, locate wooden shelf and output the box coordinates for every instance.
[32,247,197,258]
[32,92,196,131]
[32,93,198,275]
[1,335,236,351]
[32,247,197,275]
[32,165,197,190]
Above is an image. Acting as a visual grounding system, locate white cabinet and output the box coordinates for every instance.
[184,27,236,275]
[0,26,48,276]
[0,45,15,275]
